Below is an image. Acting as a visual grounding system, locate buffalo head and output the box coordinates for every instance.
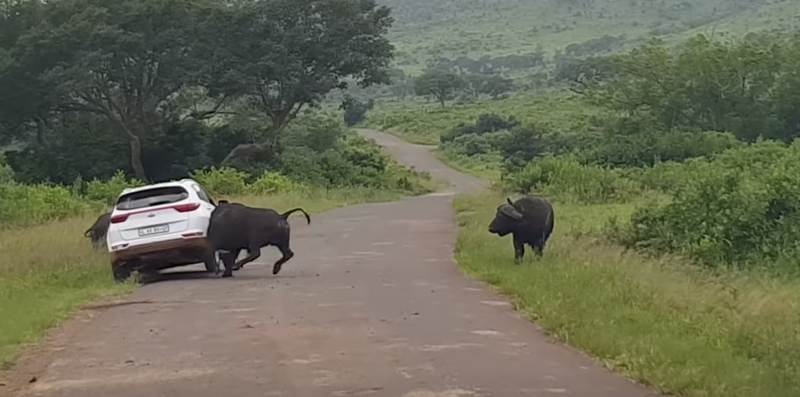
[488,197,523,236]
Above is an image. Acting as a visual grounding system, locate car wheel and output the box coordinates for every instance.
[204,251,221,274]
[112,260,132,283]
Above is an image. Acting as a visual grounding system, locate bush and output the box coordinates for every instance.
[624,159,706,193]
[82,171,146,205]
[503,155,643,204]
[615,140,800,272]
[190,166,250,196]
[440,113,520,144]
[340,95,375,127]
[248,171,301,194]
[578,116,742,168]
[0,183,93,229]
[0,153,14,184]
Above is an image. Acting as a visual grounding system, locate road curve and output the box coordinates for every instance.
[4,130,657,397]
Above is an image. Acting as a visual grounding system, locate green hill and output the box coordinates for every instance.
[379,0,800,72]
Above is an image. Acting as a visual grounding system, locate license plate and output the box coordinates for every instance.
[138,224,170,237]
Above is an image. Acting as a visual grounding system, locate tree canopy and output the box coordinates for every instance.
[413,69,465,107]
[0,0,395,182]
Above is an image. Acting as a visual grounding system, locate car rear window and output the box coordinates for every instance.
[115,186,190,211]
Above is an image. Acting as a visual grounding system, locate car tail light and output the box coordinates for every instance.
[173,203,200,212]
[110,214,129,224]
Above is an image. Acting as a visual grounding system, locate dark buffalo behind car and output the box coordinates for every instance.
[207,202,311,277]
[84,211,112,250]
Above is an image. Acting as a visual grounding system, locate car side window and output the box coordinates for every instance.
[192,184,212,204]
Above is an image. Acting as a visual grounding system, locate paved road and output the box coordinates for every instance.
[5,130,656,397]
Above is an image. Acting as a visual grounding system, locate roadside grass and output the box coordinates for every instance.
[453,192,800,397]
[0,186,422,371]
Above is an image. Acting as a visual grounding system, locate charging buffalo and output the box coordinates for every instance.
[207,202,310,277]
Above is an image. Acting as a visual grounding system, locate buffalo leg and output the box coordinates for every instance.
[226,249,243,270]
[532,242,544,258]
[513,236,525,264]
[533,233,549,258]
[272,245,294,275]
[219,251,239,278]
[226,247,261,277]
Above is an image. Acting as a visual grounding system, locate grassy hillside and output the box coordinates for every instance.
[379,0,800,71]
[363,92,598,145]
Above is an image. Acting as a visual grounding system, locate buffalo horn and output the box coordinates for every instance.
[499,204,523,221]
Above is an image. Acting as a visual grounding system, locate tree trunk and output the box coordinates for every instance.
[128,135,148,182]
[111,118,149,182]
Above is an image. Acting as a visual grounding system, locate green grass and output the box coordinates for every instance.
[453,192,800,397]
[364,91,598,145]
[0,186,424,372]
[379,0,800,72]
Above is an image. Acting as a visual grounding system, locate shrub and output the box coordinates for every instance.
[83,171,145,205]
[340,95,375,127]
[578,116,742,167]
[248,171,301,194]
[616,140,800,271]
[190,167,249,196]
[503,155,642,204]
[440,113,519,143]
[0,183,93,229]
[0,153,13,184]
[624,159,706,193]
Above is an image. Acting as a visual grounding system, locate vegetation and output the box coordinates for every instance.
[365,31,800,396]
[455,193,800,397]
[0,0,438,372]
[378,0,800,72]
[0,0,394,183]
[363,92,598,144]
[4,0,800,394]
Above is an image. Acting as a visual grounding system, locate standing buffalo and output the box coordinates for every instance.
[84,211,112,250]
[488,196,554,263]
[207,202,310,277]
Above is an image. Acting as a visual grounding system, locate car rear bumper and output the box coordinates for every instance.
[110,236,211,263]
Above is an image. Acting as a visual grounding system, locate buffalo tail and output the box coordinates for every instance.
[280,207,311,225]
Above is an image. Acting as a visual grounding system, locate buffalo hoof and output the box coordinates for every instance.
[272,264,283,275]
[221,272,234,278]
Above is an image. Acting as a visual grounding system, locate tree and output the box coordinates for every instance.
[0,0,59,149]
[587,35,794,141]
[387,67,413,100]
[198,0,395,166]
[481,75,514,99]
[9,0,210,182]
[339,94,374,127]
[413,69,464,107]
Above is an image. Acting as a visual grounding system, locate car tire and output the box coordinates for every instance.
[112,260,132,283]
[204,251,220,274]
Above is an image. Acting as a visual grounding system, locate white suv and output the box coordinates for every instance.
[106,178,220,282]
